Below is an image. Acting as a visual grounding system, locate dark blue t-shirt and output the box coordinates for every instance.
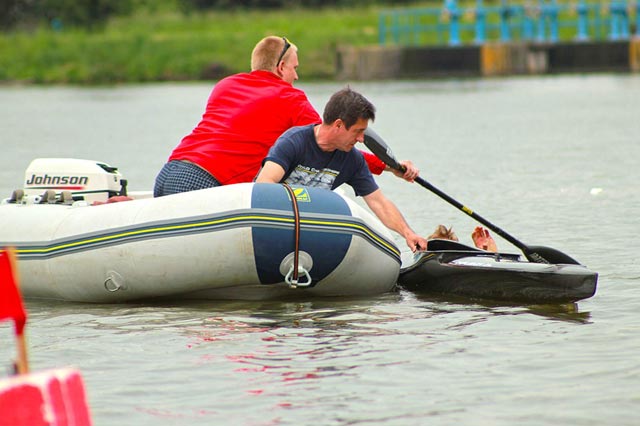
[263,125,379,197]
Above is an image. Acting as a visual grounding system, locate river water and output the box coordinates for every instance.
[1,75,639,425]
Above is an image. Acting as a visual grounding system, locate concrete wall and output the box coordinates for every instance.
[336,39,640,80]
[335,45,403,81]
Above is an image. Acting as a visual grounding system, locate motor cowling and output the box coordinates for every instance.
[22,158,127,204]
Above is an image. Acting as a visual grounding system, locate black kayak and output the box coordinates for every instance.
[398,239,598,304]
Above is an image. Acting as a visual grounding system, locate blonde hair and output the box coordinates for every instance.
[251,36,297,71]
[427,225,459,241]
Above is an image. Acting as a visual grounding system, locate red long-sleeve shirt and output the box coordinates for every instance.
[169,70,385,184]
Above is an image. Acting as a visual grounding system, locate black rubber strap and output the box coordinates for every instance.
[282,184,301,282]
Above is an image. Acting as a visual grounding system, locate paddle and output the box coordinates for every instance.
[363,128,581,265]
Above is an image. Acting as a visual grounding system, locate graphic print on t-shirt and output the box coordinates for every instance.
[285,165,339,190]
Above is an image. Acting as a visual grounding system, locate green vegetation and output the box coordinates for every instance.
[0,7,390,84]
[1,1,602,85]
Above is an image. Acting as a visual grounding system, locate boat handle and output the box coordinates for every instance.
[104,271,126,292]
[104,277,121,292]
[285,265,312,288]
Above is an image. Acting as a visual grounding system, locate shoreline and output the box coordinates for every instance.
[337,38,640,80]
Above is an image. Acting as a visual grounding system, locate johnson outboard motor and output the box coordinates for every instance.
[20,158,127,204]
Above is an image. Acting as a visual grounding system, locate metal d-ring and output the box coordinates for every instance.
[285,265,312,288]
[279,251,314,288]
[104,277,121,292]
[104,271,126,292]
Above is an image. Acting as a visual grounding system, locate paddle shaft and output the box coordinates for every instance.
[412,175,538,257]
[364,127,581,265]
[384,150,540,257]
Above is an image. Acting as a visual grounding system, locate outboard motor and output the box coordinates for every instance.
[21,158,127,204]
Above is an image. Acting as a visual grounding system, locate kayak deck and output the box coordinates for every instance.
[398,240,598,303]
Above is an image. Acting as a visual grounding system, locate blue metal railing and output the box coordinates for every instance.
[379,0,640,46]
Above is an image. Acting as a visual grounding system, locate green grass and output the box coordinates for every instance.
[1,2,616,84]
[0,7,384,84]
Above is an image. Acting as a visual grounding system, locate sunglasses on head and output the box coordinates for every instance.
[277,37,291,65]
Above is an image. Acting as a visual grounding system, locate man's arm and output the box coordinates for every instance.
[255,161,286,183]
[362,189,427,252]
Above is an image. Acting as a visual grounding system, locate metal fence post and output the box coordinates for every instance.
[576,0,589,40]
[619,0,629,38]
[536,0,547,41]
[523,3,535,40]
[610,0,621,40]
[500,0,512,42]
[548,0,559,41]
[475,0,487,44]
[446,0,461,46]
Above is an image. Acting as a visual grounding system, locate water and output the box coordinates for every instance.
[1,75,639,425]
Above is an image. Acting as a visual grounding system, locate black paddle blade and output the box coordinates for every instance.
[524,245,581,265]
[364,128,404,171]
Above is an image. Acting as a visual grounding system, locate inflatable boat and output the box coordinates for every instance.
[399,239,598,303]
[0,159,401,303]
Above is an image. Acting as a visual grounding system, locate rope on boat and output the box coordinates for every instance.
[282,184,312,288]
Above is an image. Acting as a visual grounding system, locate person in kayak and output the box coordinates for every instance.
[255,86,427,252]
[154,36,418,197]
[426,225,458,242]
[427,224,498,252]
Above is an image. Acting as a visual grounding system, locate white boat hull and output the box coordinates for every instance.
[0,183,401,302]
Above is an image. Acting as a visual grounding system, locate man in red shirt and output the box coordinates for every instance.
[154,36,417,197]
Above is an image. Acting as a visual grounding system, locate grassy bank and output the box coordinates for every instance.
[0,7,383,84]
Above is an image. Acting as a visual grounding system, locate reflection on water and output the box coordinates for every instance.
[25,288,590,343]
[411,293,591,324]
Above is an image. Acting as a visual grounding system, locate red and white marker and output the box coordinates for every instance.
[0,367,92,426]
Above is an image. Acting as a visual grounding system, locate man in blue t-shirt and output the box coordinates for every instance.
[256,87,427,252]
